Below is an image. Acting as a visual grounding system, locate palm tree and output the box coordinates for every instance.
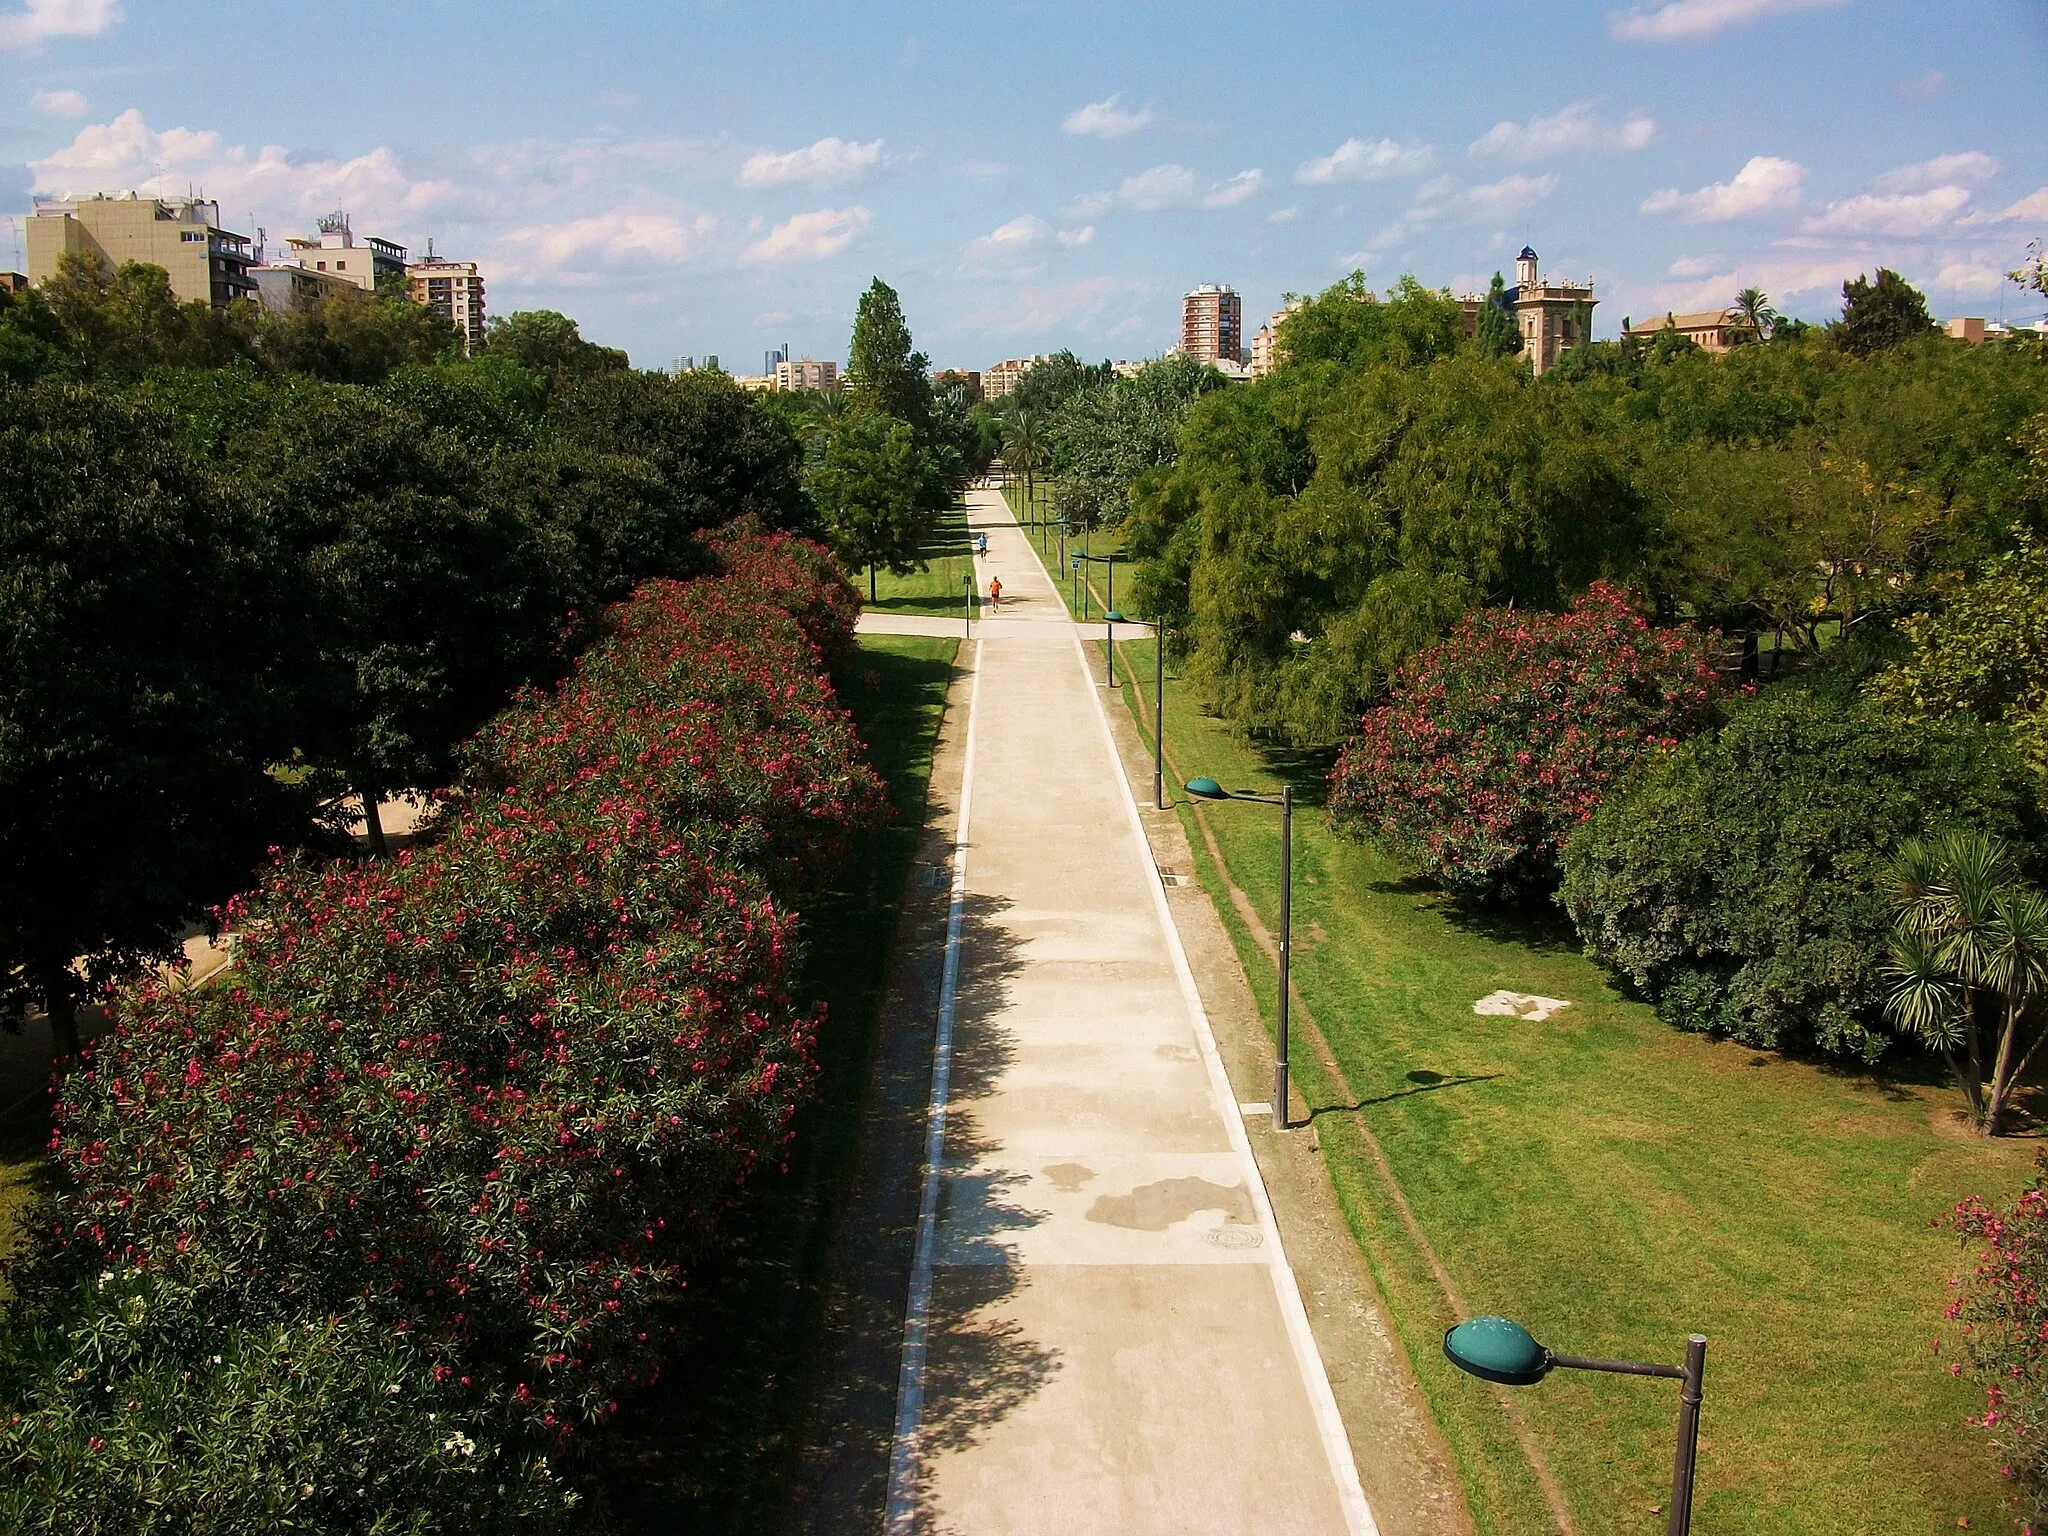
[1885,831,2048,1134]
[1001,410,1045,528]
[1732,286,1780,345]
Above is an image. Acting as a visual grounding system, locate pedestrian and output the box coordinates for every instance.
[989,576,1002,608]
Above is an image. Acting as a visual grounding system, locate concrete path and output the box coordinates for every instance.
[884,488,1374,1534]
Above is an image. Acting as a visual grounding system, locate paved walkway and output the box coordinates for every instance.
[883,488,1374,1534]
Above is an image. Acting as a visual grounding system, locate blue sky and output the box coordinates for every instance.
[0,0,2042,369]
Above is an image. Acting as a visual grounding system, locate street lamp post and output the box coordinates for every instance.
[1153,622,1166,811]
[1184,776,1292,1132]
[962,572,973,638]
[1104,610,1124,688]
[1442,1317,1709,1536]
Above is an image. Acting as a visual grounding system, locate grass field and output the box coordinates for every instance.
[865,497,976,618]
[599,634,960,1530]
[1078,621,2035,1532]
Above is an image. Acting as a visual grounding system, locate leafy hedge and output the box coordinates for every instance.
[1328,584,1725,901]
[1559,686,2039,1060]
[0,529,884,1531]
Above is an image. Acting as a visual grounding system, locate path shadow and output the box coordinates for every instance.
[1308,1069,1503,1121]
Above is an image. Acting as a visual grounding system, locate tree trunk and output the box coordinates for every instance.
[38,960,81,1060]
[869,561,877,603]
[1984,1000,2031,1136]
[357,776,390,859]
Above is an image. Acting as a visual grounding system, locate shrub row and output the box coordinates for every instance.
[0,528,883,1531]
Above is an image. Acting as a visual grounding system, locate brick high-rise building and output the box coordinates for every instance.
[1180,283,1243,366]
[27,193,256,308]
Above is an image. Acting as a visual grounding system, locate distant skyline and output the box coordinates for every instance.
[0,0,2042,369]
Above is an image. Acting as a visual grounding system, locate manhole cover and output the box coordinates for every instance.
[1206,1225,1264,1250]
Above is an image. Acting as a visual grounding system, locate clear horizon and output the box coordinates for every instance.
[0,0,2041,369]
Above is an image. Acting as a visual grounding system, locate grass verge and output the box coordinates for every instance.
[601,634,959,1530]
[1088,622,2033,1535]
[865,499,974,617]
[999,481,1129,621]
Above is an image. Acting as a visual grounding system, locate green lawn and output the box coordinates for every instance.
[1090,623,2034,1534]
[603,634,960,1529]
[865,498,976,617]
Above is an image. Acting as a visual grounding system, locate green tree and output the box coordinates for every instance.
[39,253,248,376]
[809,408,946,602]
[1001,409,1048,526]
[1885,831,2048,1134]
[1870,535,2048,774]
[251,287,460,385]
[845,277,931,431]
[482,309,629,390]
[0,384,304,1055]
[1835,267,1937,357]
[1475,271,1520,359]
[1047,354,1226,530]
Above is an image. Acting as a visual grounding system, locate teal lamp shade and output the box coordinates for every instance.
[1443,1317,1552,1386]
[1105,609,1126,623]
[1184,777,1226,800]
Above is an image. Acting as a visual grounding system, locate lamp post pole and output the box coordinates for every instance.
[1182,776,1293,1132]
[1104,613,1118,688]
[1276,784,1292,1130]
[1442,1318,1710,1536]
[963,572,972,638]
[1153,623,1166,811]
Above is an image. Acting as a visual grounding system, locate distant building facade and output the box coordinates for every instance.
[407,254,487,355]
[934,368,982,402]
[774,357,838,391]
[1249,298,1306,378]
[983,354,1051,399]
[1180,282,1243,366]
[1510,248,1596,376]
[250,261,360,313]
[1625,307,1740,353]
[27,193,256,308]
[281,212,405,292]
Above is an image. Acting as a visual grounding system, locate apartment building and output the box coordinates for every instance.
[407,255,487,355]
[1180,283,1243,367]
[774,357,838,391]
[1249,298,1307,378]
[250,261,359,313]
[281,212,406,292]
[26,193,257,308]
[982,354,1051,399]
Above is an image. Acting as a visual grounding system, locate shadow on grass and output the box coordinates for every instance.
[1308,1069,1504,1121]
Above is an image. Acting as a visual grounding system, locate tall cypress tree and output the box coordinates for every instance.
[1476,271,1520,360]
[845,277,932,432]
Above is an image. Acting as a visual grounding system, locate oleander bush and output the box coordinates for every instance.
[1327,583,1726,901]
[0,534,884,1530]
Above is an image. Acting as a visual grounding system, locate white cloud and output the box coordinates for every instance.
[499,208,717,276]
[1112,163,1265,211]
[1061,94,1156,139]
[740,206,870,265]
[0,0,120,54]
[1933,261,2010,297]
[1267,205,1300,224]
[1294,136,1434,184]
[1376,172,1559,245]
[30,86,84,117]
[1062,190,1114,220]
[962,213,1049,270]
[1980,187,2048,224]
[1641,155,1805,222]
[1875,151,1998,193]
[1894,69,1947,104]
[738,136,884,190]
[1056,224,1095,247]
[31,109,457,225]
[1609,0,1849,43]
[958,275,1146,336]
[1666,253,1722,278]
[1468,100,1655,160]
[1802,185,1972,238]
[1631,255,1870,317]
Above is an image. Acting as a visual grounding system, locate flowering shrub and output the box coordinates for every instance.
[1328,584,1726,900]
[1943,1160,2048,1530]
[3,537,883,1527]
